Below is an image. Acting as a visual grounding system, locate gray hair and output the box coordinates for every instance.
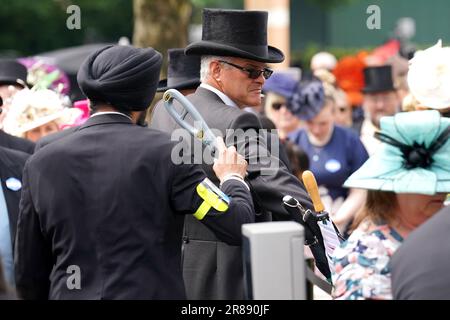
[200,55,231,82]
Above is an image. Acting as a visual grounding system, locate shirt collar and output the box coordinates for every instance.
[91,111,133,122]
[200,83,239,108]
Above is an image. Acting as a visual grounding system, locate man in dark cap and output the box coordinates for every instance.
[360,65,400,155]
[151,9,329,300]
[0,60,35,154]
[14,45,255,300]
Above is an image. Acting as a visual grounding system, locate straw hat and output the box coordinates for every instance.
[3,89,82,138]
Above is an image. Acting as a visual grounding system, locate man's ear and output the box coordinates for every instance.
[210,60,222,81]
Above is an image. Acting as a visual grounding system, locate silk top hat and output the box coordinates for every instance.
[362,65,395,93]
[157,49,201,92]
[0,60,27,88]
[185,9,284,63]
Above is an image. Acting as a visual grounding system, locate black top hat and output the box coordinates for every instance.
[0,60,28,88]
[157,49,201,92]
[185,9,284,63]
[362,65,395,93]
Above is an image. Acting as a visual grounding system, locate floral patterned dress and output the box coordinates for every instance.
[331,219,404,300]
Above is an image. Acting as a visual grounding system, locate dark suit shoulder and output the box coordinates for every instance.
[0,145,30,167]
[29,123,175,167]
[0,130,35,154]
[34,127,78,152]
[188,88,262,132]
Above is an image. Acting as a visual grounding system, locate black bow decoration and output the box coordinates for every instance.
[374,126,450,169]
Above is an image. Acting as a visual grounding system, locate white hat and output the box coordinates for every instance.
[310,52,337,72]
[3,89,81,138]
[407,39,450,109]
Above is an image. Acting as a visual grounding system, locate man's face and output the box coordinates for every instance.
[213,57,268,108]
[363,90,400,128]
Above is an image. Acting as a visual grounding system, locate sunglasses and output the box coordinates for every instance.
[218,60,273,80]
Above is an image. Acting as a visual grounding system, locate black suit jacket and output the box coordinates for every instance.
[0,147,29,249]
[34,127,78,152]
[0,130,35,154]
[14,113,254,300]
[391,206,450,299]
[151,87,324,299]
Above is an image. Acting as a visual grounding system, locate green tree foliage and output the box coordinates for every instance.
[0,0,133,57]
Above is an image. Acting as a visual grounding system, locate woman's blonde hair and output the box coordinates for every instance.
[313,69,337,107]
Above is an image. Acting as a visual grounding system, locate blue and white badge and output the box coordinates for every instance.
[5,177,22,191]
[325,159,341,173]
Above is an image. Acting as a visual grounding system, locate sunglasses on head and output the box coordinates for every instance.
[218,60,273,80]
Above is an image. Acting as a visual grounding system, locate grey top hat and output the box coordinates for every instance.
[185,9,284,63]
[0,60,27,88]
[157,48,201,92]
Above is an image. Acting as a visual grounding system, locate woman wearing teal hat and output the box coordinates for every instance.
[331,110,450,300]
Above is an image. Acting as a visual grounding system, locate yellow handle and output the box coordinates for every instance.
[302,170,325,212]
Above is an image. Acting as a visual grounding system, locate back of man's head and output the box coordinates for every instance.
[77,45,163,113]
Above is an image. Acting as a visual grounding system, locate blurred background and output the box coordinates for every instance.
[1,0,448,100]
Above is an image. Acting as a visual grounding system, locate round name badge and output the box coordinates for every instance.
[5,177,22,191]
[325,159,341,173]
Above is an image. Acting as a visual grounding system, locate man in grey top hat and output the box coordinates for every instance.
[151,8,328,300]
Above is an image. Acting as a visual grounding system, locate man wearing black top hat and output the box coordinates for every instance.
[151,9,329,300]
[0,60,35,154]
[14,44,255,300]
[156,48,201,96]
[360,65,401,155]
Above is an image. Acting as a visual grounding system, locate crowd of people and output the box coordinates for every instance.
[0,8,449,300]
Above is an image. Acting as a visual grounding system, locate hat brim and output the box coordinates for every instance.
[185,41,284,63]
[10,108,82,137]
[156,78,201,92]
[362,85,396,93]
[0,77,27,88]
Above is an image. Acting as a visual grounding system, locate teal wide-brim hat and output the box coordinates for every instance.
[344,110,450,195]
